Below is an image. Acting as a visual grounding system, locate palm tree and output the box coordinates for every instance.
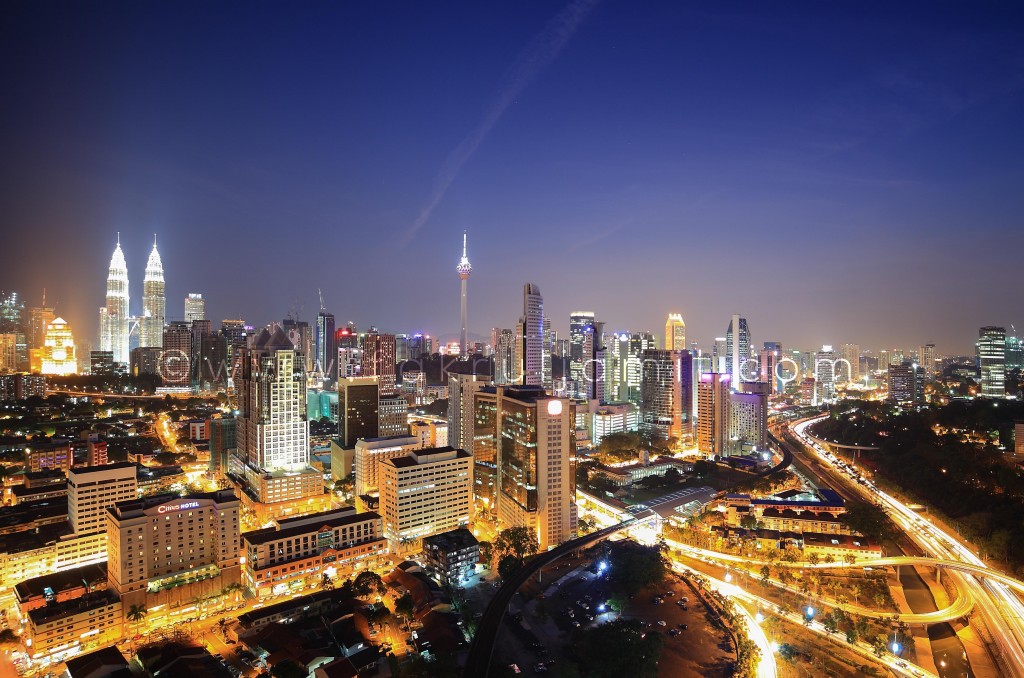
[126,603,148,639]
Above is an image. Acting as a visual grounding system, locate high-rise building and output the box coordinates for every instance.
[665,313,686,351]
[515,284,544,386]
[234,327,324,518]
[0,334,18,373]
[1006,331,1024,372]
[68,463,138,536]
[209,416,236,477]
[378,393,409,437]
[542,314,554,391]
[362,333,397,396]
[141,236,165,349]
[381,447,473,551]
[918,343,936,380]
[492,328,515,384]
[457,231,472,355]
[282,318,313,373]
[448,372,485,453]
[759,348,778,395]
[40,317,78,375]
[220,319,248,387]
[338,376,380,448]
[726,315,751,383]
[625,331,656,404]
[99,236,130,365]
[316,308,336,379]
[877,350,891,373]
[639,349,692,441]
[729,382,769,453]
[888,362,923,404]
[0,291,23,335]
[353,435,424,497]
[161,320,192,386]
[840,344,860,383]
[813,346,838,405]
[697,373,730,456]
[979,326,1006,398]
[713,337,728,373]
[184,293,205,324]
[569,312,596,399]
[487,386,576,550]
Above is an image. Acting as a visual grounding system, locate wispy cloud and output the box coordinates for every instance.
[399,0,600,245]
[568,218,631,252]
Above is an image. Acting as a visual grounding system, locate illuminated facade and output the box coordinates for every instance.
[99,236,130,365]
[40,317,78,375]
[515,284,545,387]
[361,333,397,396]
[489,386,576,550]
[640,349,692,441]
[184,292,205,323]
[569,311,596,399]
[979,326,1006,398]
[141,236,165,348]
[242,507,387,598]
[106,490,241,615]
[697,372,730,456]
[353,435,423,497]
[665,313,686,351]
[69,463,138,536]
[380,447,473,550]
[725,315,751,383]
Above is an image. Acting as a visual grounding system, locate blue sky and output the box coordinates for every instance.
[2,1,1023,354]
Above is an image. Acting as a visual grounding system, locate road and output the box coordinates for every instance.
[790,416,1024,678]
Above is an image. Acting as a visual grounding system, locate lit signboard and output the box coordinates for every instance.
[158,500,201,514]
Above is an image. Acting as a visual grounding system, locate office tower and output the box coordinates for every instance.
[569,312,596,398]
[100,236,130,365]
[235,326,323,518]
[282,318,313,373]
[221,319,248,385]
[0,292,23,334]
[336,327,361,378]
[28,292,56,355]
[378,393,409,437]
[68,463,138,535]
[0,334,17,373]
[840,344,860,382]
[184,293,205,323]
[457,231,473,355]
[105,490,241,608]
[381,447,473,551]
[448,372,485,452]
[917,343,936,379]
[713,337,728,373]
[129,347,160,377]
[515,284,545,386]
[242,508,386,597]
[493,328,515,384]
[665,313,686,351]
[888,362,923,404]
[40,318,78,375]
[979,326,1006,398]
[471,387,500,507]
[697,373,731,456]
[141,236,165,349]
[1006,331,1024,372]
[0,373,45,400]
[729,382,769,453]
[625,331,656,404]
[196,331,228,391]
[362,332,397,395]
[725,315,752,383]
[813,345,838,405]
[759,348,778,395]
[161,320,191,386]
[189,318,212,387]
[338,376,380,448]
[878,350,891,373]
[484,386,576,550]
[209,417,236,476]
[353,435,424,497]
[640,349,692,441]
[316,308,336,379]
[543,314,554,390]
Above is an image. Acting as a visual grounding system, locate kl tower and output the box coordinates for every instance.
[457,231,472,355]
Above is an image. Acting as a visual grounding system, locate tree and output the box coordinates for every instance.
[807,553,820,566]
[822,613,838,635]
[498,555,524,580]
[353,570,386,597]
[321,572,335,590]
[478,541,494,567]
[495,526,539,561]
[844,502,895,542]
[759,565,771,587]
[850,584,862,604]
[606,541,667,597]
[0,629,19,649]
[127,604,148,624]
[572,618,663,678]
[271,659,308,678]
[870,634,889,657]
[395,593,415,627]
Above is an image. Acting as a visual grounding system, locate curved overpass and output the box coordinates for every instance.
[669,541,1024,622]
[463,518,637,677]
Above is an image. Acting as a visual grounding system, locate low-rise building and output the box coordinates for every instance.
[26,590,122,659]
[422,528,479,586]
[14,563,108,612]
[802,533,883,561]
[242,507,387,598]
[25,439,73,472]
[592,455,693,487]
[64,646,132,678]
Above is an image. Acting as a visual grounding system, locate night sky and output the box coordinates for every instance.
[3,2,1023,355]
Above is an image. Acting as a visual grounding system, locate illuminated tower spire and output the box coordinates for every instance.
[456,230,472,355]
[100,233,130,364]
[142,234,166,348]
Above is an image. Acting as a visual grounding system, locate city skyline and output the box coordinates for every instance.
[4,3,1024,353]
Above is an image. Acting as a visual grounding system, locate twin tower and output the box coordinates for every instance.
[98,234,165,365]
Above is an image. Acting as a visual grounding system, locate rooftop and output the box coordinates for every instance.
[68,461,137,475]
[27,590,119,625]
[387,446,470,468]
[423,527,479,552]
[243,511,381,546]
[64,646,130,678]
[15,562,107,601]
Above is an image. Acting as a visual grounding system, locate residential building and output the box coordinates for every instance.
[447,372,485,452]
[840,344,860,383]
[639,349,692,441]
[422,528,479,585]
[697,373,730,456]
[728,382,769,453]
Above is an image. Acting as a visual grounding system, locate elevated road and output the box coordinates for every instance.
[463,518,638,677]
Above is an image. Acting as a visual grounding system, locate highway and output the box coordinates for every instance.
[790,416,1024,677]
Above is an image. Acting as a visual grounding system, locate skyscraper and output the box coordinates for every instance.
[918,343,936,380]
[840,344,860,382]
[161,321,191,386]
[141,236,165,349]
[665,313,686,351]
[184,293,205,323]
[813,345,838,405]
[729,382,769,453]
[457,231,472,355]
[100,235,130,365]
[362,333,397,396]
[515,284,544,387]
[492,328,515,385]
[697,372,730,456]
[40,317,78,375]
[979,326,1006,398]
[725,315,751,383]
[640,349,692,441]
[316,307,336,379]
[569,312,596,399]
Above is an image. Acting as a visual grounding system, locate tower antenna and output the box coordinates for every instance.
[318,288,325,311]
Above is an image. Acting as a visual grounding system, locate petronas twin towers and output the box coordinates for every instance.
[99,235,165,365]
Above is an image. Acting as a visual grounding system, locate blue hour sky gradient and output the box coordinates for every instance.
[2,1,1023,355]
